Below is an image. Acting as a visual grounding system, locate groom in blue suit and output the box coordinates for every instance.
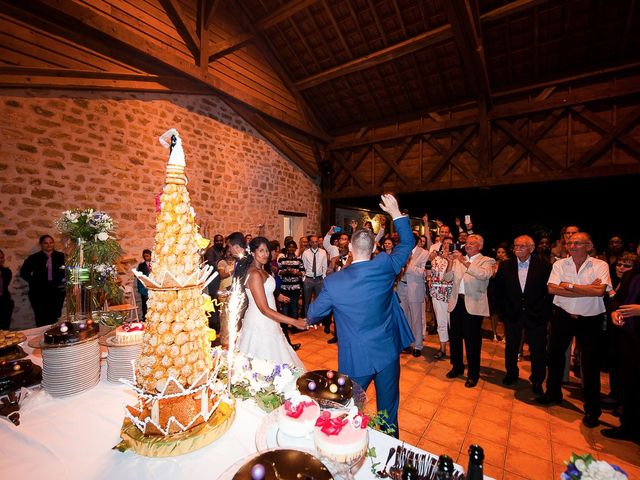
[307,194,414,434]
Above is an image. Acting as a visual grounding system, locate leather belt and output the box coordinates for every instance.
[306,275,323,279]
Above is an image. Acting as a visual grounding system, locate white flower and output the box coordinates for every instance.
[273,368,294,393]
[251,358,275,377]
[96,231,109,241]
[575,459,588,472]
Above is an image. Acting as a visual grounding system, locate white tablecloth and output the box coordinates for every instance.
[0,327,476,479]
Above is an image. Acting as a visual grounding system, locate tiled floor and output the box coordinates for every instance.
[294,320,640,480]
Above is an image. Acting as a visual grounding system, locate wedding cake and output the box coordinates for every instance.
[116,129,233,456]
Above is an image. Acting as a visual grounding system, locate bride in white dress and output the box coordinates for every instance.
[237,237,307,370]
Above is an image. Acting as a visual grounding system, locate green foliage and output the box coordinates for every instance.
[367,410,397,436]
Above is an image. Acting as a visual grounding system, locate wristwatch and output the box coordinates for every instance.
[566,283,574,290]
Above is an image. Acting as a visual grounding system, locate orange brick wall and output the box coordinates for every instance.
[0,89,321,328]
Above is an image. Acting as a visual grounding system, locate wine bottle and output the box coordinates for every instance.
[466,444,484,480]
[434,454,455,480]
[401,453,418,480]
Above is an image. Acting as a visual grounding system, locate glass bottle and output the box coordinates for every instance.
[401,452,418,480]
[466,444,484,480]
[434,454,455,480]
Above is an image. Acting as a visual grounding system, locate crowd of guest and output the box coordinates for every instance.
[2,209,638,444]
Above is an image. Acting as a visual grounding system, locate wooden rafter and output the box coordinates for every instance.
[2,0,326,140]
[335,146,371,191]
[499,109,565,175]
[423,125,477,183]
[207,32,254,62]
[375,137,415,186]
[573,105,640,167]
[204,0,222,29]
[255,0,318,30]
[495,119,564,171]
[158,0,200,59]
[294,0,548,92]
[571,106,640,158]
[445,0,492,108]
[372,144,413,185]
[332,150,367,191]
[198,0,208,71]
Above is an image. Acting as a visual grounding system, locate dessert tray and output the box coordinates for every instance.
[254,409,367,479]
[296,370,366,410]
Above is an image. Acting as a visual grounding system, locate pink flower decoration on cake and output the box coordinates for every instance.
[284,399,315,419]
[315,411,348,435]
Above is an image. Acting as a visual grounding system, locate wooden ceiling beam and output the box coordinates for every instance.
[423,125,476,183]
[573,105,640,168]
[204,0,222,29]
[294,0,548,92]
[495,119,564,171]
[255,0,318,30]
[158,0,200,59]
[372,144,413,186]
[376,138,415,186]
[571,106,640,157]
[207,32,254,63]
[445,0,492,109]
[198,0,209,72]
[335,146,371,191]
[295,24,452,91]
[2,0,326,141]
[332,150,367,191]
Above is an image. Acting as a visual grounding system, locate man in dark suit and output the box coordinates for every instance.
[136,249,152,321]
[20,235,66,326]
[306,194,414,434]
[495,235,552,395]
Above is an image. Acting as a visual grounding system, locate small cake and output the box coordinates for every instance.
[115,322,145,344]
[313,409,369,464]
[44,320,100,345]
[296,370,353,406]
[276,395,320,437]
[232,449,333,480]
[0,359,42,395]
[0,330,26,350]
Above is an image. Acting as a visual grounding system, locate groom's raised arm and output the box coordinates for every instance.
[378,194,413,275]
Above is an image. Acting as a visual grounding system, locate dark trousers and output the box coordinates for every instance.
[352,357,401,438]
[140,295,149,322]
[618,325,640,431]
[206,276,221,331]
[304,277,328,327]
[281,290,300,320]
[29,284,65,326]
[0,295,14,330]
[546,308,602,417]
[449,295,483,380]
[504,312,547,385]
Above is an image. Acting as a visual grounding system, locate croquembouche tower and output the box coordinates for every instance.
[116,129,234,457]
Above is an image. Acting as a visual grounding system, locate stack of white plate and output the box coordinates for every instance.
[42,338,101,397]
[105,337,142,383]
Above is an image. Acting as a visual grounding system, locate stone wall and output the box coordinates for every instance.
[0,89,322,328]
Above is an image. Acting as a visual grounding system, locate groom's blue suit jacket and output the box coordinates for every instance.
[307,216,414,377]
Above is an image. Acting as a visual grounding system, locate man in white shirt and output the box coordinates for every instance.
[537,232,611,428]
[443,234,495,388]
[429,224,453,253]
[301,235,328,324]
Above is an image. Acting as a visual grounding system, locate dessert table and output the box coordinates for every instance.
[0,327,478,479]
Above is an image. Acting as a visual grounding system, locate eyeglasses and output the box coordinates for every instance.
[616,263,633,268]
[513,245,533,250]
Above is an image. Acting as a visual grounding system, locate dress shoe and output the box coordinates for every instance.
[327,336,338,344]
[601,426,640,444]
[582,414,600,428]
[531,383,544,396]
[535,393,563,405]
[323,326,331,334]
[412,349,422,358]
[465,378,478,388]
[433,350,445,360]
[502,375,517,386]
[291,343,301,351]
[446,368,464,379]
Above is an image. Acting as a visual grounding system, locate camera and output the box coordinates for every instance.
[334,226,342,233]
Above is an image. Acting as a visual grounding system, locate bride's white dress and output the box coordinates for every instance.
[238,274,305,370]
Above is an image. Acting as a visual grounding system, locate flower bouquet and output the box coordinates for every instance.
[562,453,627,480]
[229,352,302,412]
[56,208,123,320]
